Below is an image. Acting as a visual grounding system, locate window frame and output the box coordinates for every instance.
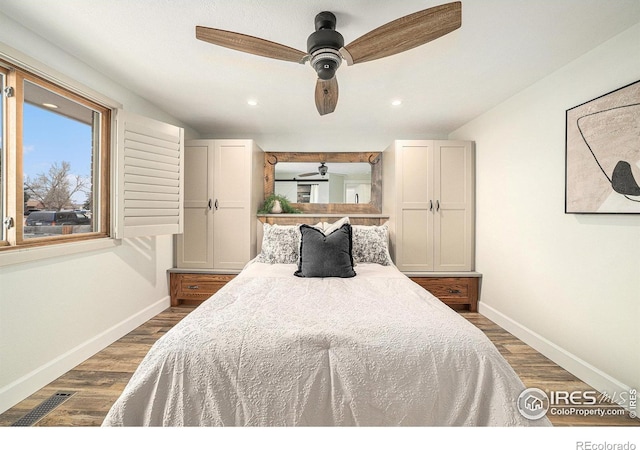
[0,60,111,251]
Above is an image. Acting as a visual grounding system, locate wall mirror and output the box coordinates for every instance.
[263,152,382,214]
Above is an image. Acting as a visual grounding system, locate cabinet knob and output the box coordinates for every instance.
[186,285,200,290]
[448,289,461,294]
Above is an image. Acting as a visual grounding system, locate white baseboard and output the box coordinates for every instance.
[0,296,170,415]
[479,302,633,410]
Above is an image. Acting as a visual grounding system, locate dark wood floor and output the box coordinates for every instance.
[0,306,637,427]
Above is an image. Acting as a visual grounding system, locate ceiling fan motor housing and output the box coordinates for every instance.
[307,12,344,80]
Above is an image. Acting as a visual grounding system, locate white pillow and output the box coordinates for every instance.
[320,216,350,235]
[256,223,300,264]
[351,223,393,266]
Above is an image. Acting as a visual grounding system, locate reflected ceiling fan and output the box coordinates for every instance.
[299,162,328,178]
[195,1,462,115]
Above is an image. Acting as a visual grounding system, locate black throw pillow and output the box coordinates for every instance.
[294,223,356,278]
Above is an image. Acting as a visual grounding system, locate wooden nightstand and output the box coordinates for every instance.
[409,276,480,312]
[169,272,236,306]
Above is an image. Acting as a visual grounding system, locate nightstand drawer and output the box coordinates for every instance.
[170,273,235,306]
[417,279,468,298]
[180,274,229,293]
[410,277,479,312]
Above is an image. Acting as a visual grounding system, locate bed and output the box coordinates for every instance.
[103,221,551,426]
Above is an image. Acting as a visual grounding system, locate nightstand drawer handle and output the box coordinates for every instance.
[186,285,200,290]
[448,289,461,294]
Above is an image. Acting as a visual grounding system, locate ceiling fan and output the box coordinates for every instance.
[195,1,462,115]
[299,162,328,178]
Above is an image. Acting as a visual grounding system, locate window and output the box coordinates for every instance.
[0,61,110,250]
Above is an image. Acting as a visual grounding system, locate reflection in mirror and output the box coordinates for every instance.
[274,162,371,204]
[264,152,382,214]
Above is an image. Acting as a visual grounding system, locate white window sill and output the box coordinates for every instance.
[0,238,119,268]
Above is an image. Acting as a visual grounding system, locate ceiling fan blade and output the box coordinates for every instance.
[196,26,308,63]
[298,172,318,177]
[315,77,339,116]
[340,1,461,65]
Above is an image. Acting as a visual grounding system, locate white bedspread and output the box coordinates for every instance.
[103,262,551,426]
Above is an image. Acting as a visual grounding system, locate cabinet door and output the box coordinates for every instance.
[176,144,214,268]
[433,141,474,271]
[213,141,251,270]
[396,142,435,271]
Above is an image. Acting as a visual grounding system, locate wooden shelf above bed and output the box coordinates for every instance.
[257,214,389,226]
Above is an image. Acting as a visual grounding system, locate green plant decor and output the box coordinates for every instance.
[258,194,302,214]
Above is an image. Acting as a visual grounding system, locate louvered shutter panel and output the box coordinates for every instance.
[115,110,184,238]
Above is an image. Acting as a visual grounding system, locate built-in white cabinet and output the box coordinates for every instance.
[176,139,264,270]
[383,140,475,272]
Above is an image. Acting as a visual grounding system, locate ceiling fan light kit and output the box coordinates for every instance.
[307,11,344,81]
[196,1,462,115]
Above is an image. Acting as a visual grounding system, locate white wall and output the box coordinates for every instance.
[0,13,199,413]
[451,23,640,396]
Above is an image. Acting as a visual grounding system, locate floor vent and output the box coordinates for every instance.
[11,392,75,427]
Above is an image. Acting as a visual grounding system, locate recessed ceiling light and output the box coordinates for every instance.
[391,99,402,107]
[247,99,258,106]
[43,103,58,109]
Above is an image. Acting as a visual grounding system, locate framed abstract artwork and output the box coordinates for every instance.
[565,79,640,213]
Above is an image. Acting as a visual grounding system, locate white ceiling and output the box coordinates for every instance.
[2,0,639,152]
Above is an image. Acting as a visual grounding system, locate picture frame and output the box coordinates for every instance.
[565,79,640,214]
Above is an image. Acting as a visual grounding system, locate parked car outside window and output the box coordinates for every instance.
[25,211,91,226]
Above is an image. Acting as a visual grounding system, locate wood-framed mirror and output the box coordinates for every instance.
[263,152,382,214]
